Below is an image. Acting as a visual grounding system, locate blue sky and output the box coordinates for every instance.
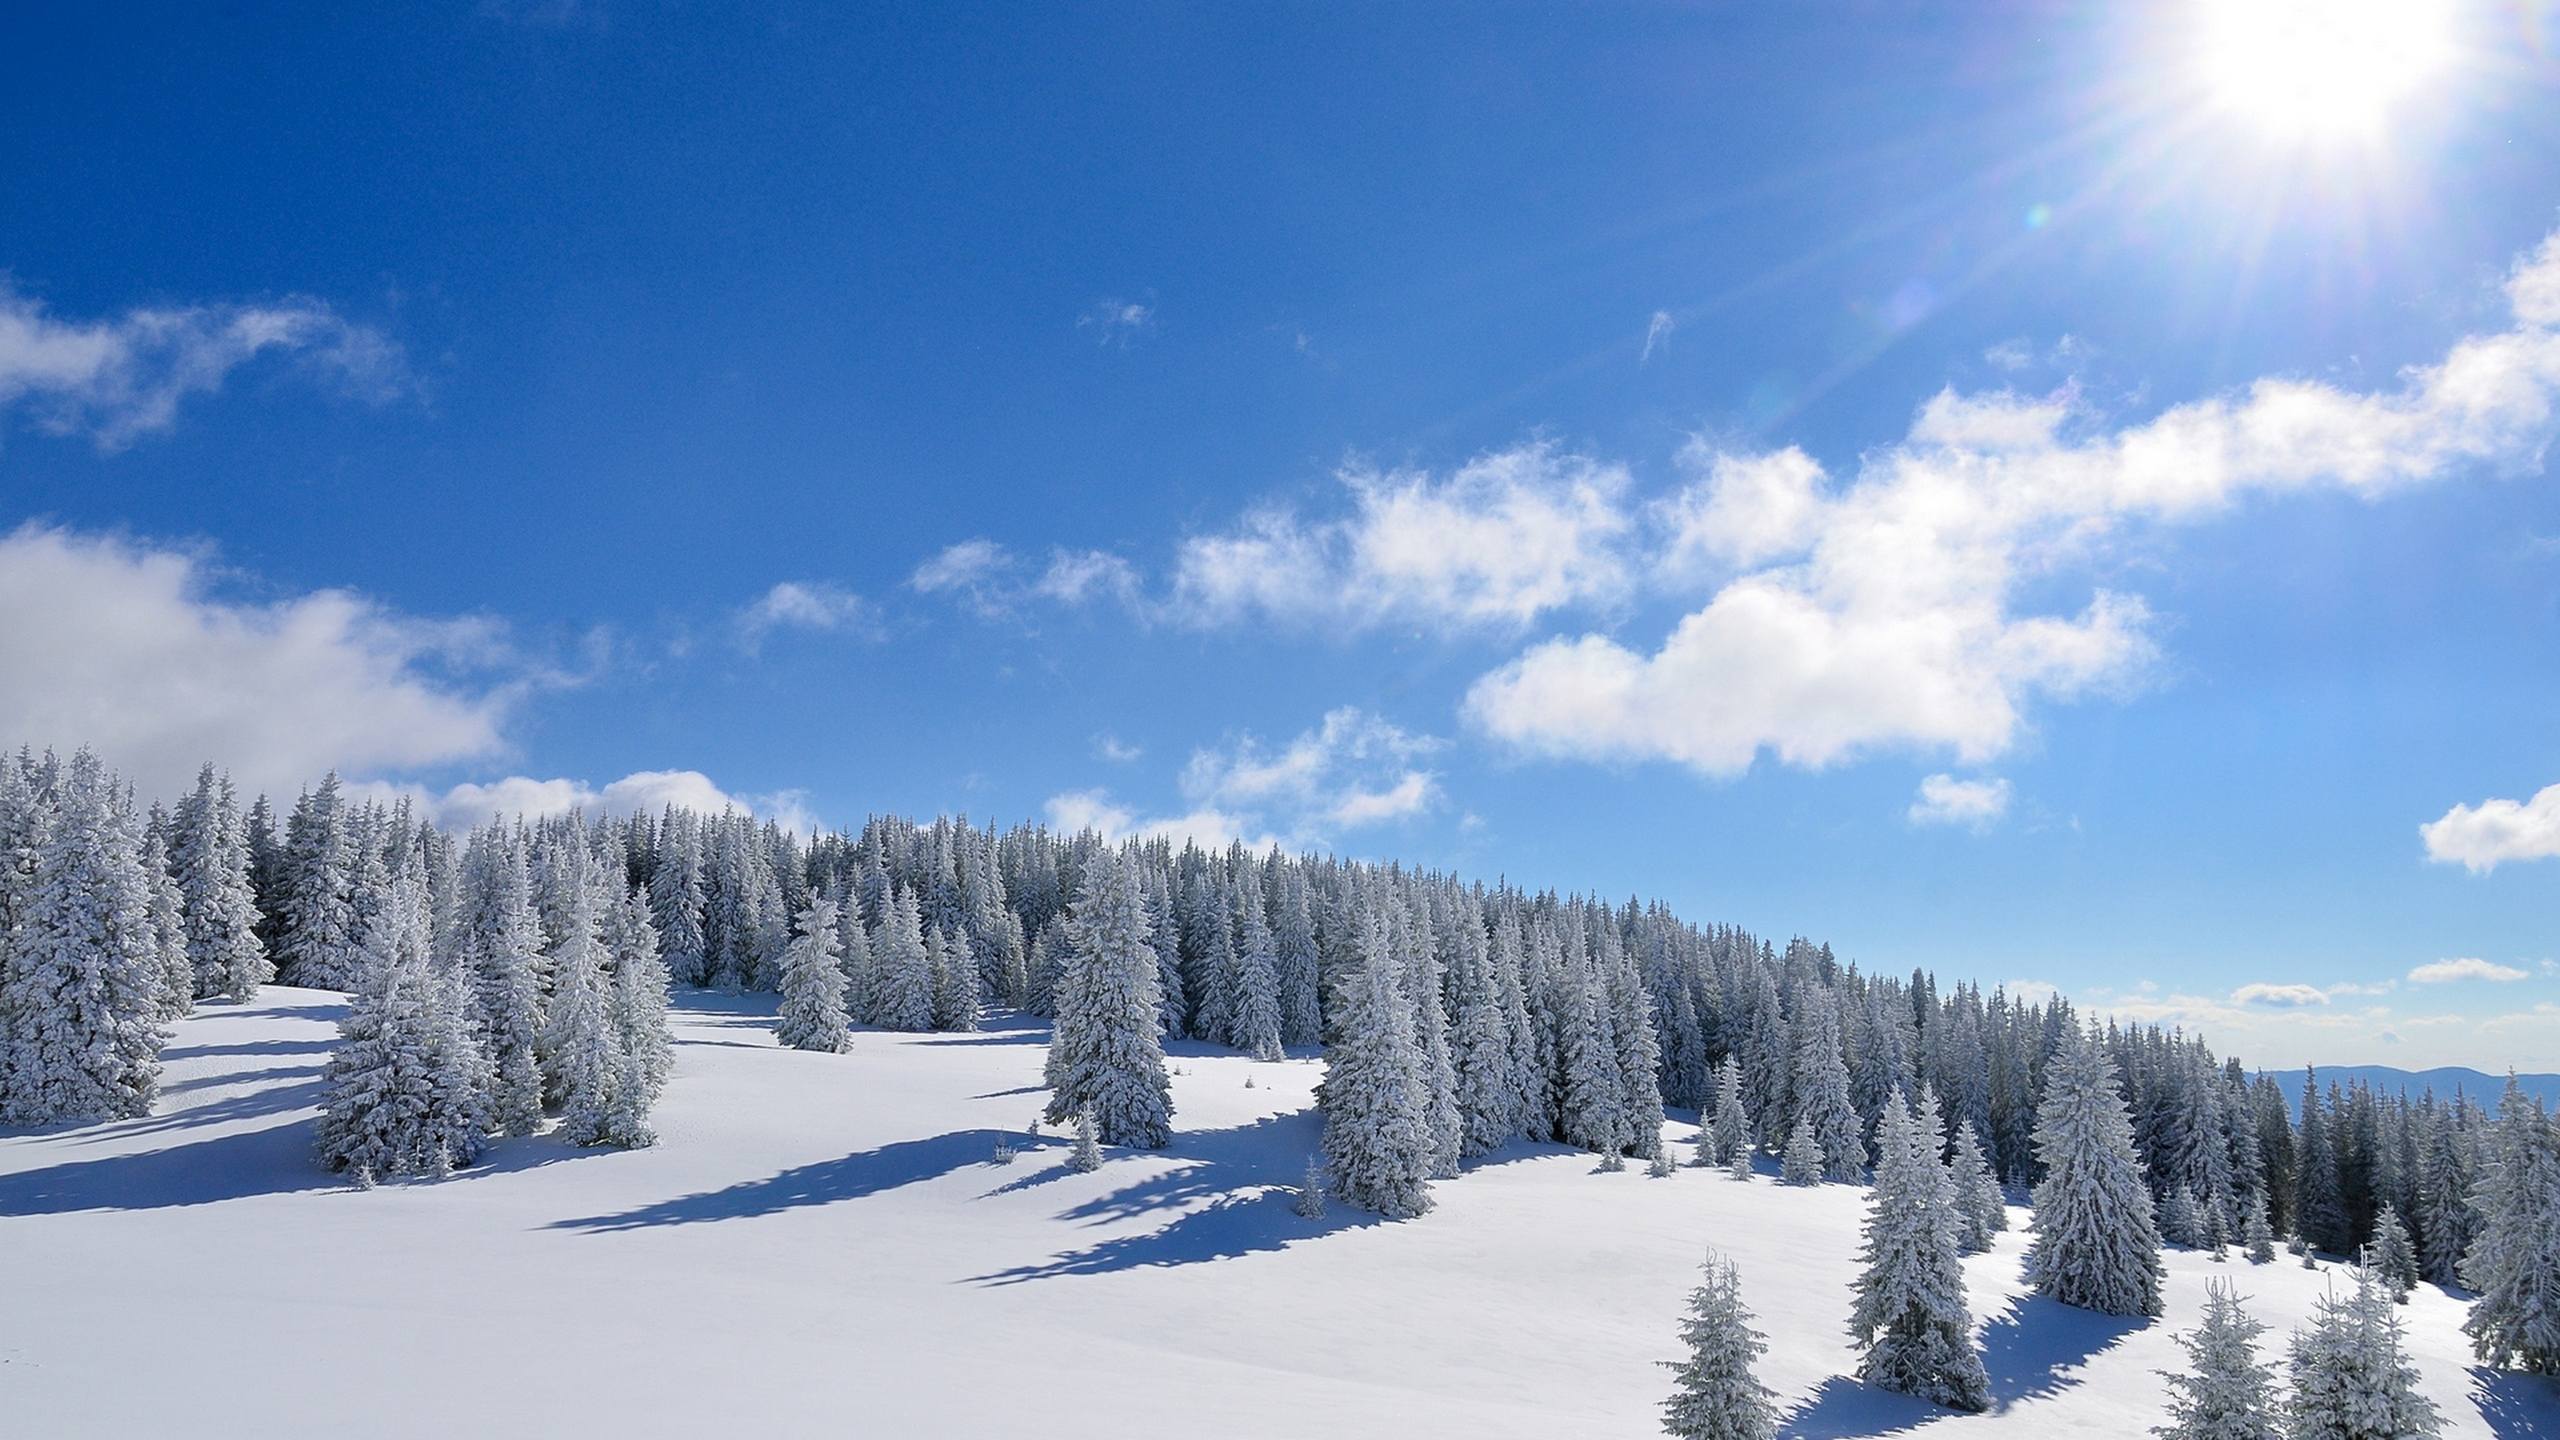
[3,1,2556,1069]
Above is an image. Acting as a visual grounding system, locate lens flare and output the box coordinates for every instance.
[2195,0,2455,140]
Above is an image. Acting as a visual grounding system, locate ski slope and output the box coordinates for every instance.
[1,987,2549,1438]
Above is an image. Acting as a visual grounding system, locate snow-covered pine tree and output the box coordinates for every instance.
[2026,1021,2166,1317]
[314,876,492,1179]
[276,773,359,990]
[171,766,271,1002]
[1229,872,1285,1061]
[2243,1192,2279,1265]
[2413,1102,2476,1287]
[1849,1092,1990,1412]
[929,923,982,1033]
[2459,1078,2560,1374]
[1293,1155,1326,1219]
[2286,1267,2443,1440]
[646,813,708,987]
[1272,866,1323,1047]
[1793,993,1868,1182]
[2294,1071,2350,1255]
[1706,1053,1751,1169]
[606,881,672,1142]
[138,824,192,1021]
[1782,1115,1826,1185]
[1949,1119,2007,1253]
[2365,1204,2418,1302]
[1659,1250,1779,1440]
[1451,903,1521,1160]
[2165,1185,2204,1249]
[775,892,849,1052]
[0,751,166,1124]
[1317,910,1436,1220]
[1555,947,1632,1159]
[1041,847,1173,1149]
[831,878,874,1016]
[540,847,627,1145]
[462,827,546,1136]
[869,885,935,1032]
[2152,1280,2279,1440]
[1065,1106,1103,1173]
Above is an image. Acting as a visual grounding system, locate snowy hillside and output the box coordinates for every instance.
[3,987,2549,1438]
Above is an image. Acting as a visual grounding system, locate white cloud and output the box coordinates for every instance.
[1906,773,2011,829]
[1034,549,1141,607]
[1041,788,1267,851]
[1078,298,1154,346]
[1469,229,2560,777]
[1641,310,1675,364]
[1054,707,1442,852]
[1095,734,1143,763]
[0,524,529,803]
[1171,443,1636,629]
[0,283,405,450]
[2233,982,2331,1009]
[735,581,872,651]
[1984,339,2034,372]
[910,538,1015,616]
[2000,979,2060,1006]
[2421,782,2560,872]
[2407,957,2529,984]
[353,769,821,836]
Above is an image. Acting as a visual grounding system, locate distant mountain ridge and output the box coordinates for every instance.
[2260,1065,2560,1115]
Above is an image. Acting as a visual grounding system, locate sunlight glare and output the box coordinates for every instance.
[2196,0,2455,141]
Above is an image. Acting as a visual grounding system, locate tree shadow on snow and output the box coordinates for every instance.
[1976,1294,2146,1411]
[162,1038,336,1061]
[967,1108,1393,1286]
[1773,1375,1946,1439]
[0,1120,338,1214]
[2472,1366,2560,1439]
[543,1128,1021,1232]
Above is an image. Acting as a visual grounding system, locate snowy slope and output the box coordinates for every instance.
[1,987,2551,1438]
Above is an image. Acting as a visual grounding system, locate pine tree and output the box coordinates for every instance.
[2026,1022,2166,1317]
[541,848,626,1145]
[1659,1251,1779,1440]
[2286,1268,2443,1440]
[0,752,166,1124]
[1293,1155,1326,1219]
[314,877,491,1179]
[2166,1185,2205,1249]
[2364,1205,2418,1302]
[1041,848,1173,1149]
[138,825,192,1021]
[869,885,935,1032]
[2244,1192,2279,1265]
[2153,1280,2279,1440]
[2295,1071,2350,1255]
[1705,1053,1751,1169]
[1794,995,1869,1182]
[462,829,546,1137]
[605,881,672,1143]
[775,892,849,1052]
[1949,1119,2008,1253]
[172,767,271,1002]
[646,817,708,987]
[1065,1106,1103,1173]
[928,924,981,1033]
[1317,910,1436,1220]
[2460,1079,2560,1374]
[1781,1115,1826,1185]
[276,774,358,990]
[1229,874,1284,1061]
[1849,1093,1990,1412]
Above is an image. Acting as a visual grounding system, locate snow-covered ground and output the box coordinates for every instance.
[1,987,2550,1438]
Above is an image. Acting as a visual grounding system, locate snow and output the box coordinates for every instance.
[1,985,2552,1438]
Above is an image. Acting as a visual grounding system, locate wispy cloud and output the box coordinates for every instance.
[1050,706,1443,852]
[2233,982,2331,1009]
[0,282,408,449]
[1095,734,1143,763]
[1641,309,1675,364]
[735,581,874,652]
[2407,957,2530,984]
[1078,297,1154,347]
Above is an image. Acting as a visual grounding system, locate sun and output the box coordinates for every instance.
[2194,0,2456,141]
